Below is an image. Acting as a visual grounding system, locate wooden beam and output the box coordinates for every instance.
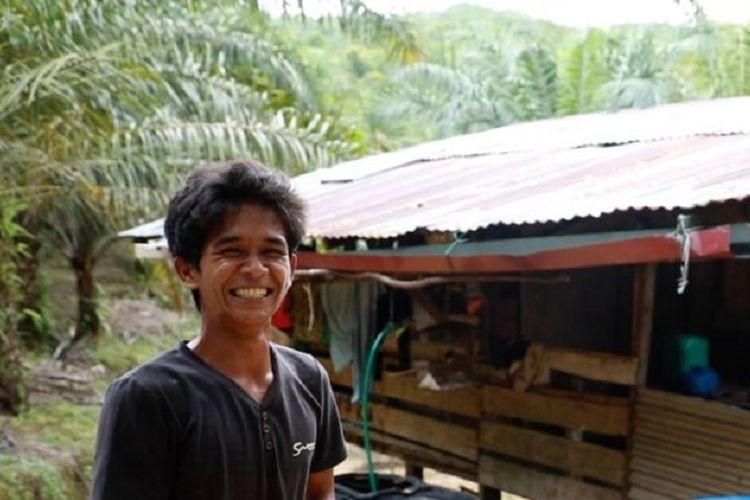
[380,371,481,418]
[480,421,627,486]
[479,455,622,500]
[341,421,476,481]
[541,346,638,386]
[632,264,656,386]
[382,407,478,461]
[318,357,353,388]
[335,393,360,422]
[296,226,732,274]
[482,385,630,436]
[409,338,471,362]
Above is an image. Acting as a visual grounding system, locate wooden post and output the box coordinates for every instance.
[479,485,501,500]
[405,463,423,480]
[627,263,657,498]
[632,264,656,386]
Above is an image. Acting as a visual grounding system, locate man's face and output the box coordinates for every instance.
[176,203,296,335]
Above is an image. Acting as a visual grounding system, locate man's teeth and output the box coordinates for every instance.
[233,288,268,298]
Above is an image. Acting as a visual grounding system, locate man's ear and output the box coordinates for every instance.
[173,256,200,289]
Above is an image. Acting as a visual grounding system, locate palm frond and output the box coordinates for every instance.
[510,45,558,120]
[557,30,612,115]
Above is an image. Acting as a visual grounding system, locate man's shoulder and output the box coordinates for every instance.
[273,343,319,368]
[273,344,325,384]
[109,344,194,396]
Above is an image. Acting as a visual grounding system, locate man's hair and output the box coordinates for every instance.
[164,160,306,308]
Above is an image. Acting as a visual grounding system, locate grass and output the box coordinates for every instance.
[86,320,190,375]
[1,304,190,498]
[1,323,185,500]
[5,402,101,498]
[0,239,196,499]
[13,402,100,452]
[0,454,69,500]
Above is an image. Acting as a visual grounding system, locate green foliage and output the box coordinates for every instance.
[0,202,28,324]
[557,30,613,115]
[0,453,69,500]
[1,0,365,346]
[511,45,558,119]
[135,260,189,311]
[290,5,750,148]
[15,403,99,453]
[336,0,424,64]
[0,201,30,413]
[4,401,102,498]
[0,320,190,498]
[86,316,192,375]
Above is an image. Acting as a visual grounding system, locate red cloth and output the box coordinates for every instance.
[272,294,293,330]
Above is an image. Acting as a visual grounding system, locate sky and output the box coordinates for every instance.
[263,0,750,27]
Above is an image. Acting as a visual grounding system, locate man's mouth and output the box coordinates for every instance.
[230,287,271,299]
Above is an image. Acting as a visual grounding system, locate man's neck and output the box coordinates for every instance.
[188,324,273,388]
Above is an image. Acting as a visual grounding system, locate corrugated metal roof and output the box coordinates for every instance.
[119,218,165,239]
[120,98,750,242]
[295,97,750,187]
[295,98,750,239]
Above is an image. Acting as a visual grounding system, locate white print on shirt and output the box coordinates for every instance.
[292,441,316,457]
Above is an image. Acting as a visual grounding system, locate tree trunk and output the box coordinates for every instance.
[54,252,102,360]
[0,317,26,415]
[73,257,101,342]
[15,236,48,347]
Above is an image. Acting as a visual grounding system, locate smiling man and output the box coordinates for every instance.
[91,160,346,500]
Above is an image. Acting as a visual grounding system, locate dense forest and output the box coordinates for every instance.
[287,4,750,147]
[0,0,749,496]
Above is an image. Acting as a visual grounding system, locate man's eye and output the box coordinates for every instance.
[264,248,286,257]
[220,248,242,257]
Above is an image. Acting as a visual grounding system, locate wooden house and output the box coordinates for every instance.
[289,97,750,499]
[121,97,750,499]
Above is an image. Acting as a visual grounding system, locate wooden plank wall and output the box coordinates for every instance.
[320,346,639,499]
[321,357,481,479]
[630,389,750,499]
[480,386,628,500]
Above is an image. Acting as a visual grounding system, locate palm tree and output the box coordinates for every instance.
[0,201,30,414]
[556,29,613,115]
[371,43,558,141]
[594,30,673,110]
[0,0,357,367]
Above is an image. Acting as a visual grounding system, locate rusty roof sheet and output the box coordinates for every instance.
[121,98,750,242]
[295,97,750,238]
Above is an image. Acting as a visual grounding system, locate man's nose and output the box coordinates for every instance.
[239,254,267,275]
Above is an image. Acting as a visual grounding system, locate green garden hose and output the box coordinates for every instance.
[360,322,403,493]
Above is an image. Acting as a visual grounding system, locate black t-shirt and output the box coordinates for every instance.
[91,342,347,500]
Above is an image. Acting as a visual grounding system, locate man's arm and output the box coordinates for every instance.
[306,360,347,499]
[91,377,176,500]
[306,467,335,500]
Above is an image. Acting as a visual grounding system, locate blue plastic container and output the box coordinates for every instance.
[680,366,721,397]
